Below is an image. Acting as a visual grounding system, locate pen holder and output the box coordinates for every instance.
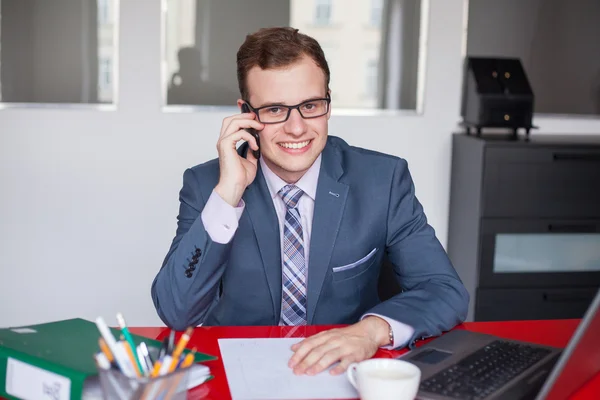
[98,367,190,400]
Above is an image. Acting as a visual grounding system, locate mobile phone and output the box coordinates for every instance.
[241,103,260,159]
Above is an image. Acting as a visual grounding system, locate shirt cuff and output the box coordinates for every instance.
[200,190,245,244]
[361,313,415,349]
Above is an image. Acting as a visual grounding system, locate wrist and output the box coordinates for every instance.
[215,182,245,207]
[359,316,392,347]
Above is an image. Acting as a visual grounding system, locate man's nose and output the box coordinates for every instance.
[283,108,307,136]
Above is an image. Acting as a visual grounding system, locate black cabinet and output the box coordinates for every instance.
[447,133,600,321]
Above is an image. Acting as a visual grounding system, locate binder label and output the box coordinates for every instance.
[5,358,71,400]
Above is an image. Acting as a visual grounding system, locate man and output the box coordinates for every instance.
[151,27,469,376]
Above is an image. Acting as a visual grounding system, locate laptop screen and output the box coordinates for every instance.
[537,289,600,400]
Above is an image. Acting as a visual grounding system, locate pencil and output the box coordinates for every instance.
[98,337,114,363]
[168,327,194,372]
[122,341,142,377]
[181,348,196,368]
[150,358,163,378]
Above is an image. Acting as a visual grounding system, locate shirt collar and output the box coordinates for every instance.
[260,154,321,201]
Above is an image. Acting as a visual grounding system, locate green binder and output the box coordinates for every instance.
[0,318,216,400]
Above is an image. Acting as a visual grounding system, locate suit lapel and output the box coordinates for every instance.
[243,165,282,323]
[306,142,348,324]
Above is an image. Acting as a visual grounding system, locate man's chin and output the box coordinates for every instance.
[264,156,315,178]
[281,158,316,173]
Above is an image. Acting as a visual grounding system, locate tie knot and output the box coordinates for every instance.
[278,185,304,209]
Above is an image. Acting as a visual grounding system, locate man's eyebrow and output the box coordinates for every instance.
[257,96,326,108]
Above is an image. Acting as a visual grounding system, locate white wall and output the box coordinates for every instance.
[1,0,600,328]
[467,0,600,115]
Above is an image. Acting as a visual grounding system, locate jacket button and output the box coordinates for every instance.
[195,248,202,255]
[185,271,193,278]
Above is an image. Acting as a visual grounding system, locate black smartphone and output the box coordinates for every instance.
[241,103,260,159]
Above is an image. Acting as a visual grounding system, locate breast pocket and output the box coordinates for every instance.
[332,248,378,282]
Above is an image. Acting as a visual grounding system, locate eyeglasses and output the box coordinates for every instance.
[243,95,331,124]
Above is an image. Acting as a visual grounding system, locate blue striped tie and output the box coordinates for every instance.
[278,185,307,326]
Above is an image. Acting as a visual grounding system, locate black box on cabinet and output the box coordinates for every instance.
[461,57,535,136]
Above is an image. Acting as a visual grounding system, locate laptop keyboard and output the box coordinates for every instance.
[419,340,552,400]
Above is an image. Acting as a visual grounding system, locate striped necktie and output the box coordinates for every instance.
[278,184,307,326]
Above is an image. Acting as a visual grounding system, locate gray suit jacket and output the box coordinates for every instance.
[151,136,469,347]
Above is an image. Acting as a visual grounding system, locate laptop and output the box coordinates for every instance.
[399,288,600,400]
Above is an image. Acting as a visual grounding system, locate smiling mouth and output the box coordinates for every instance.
[278,140,311,149]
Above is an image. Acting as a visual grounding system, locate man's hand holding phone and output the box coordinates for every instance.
[214,109,263,207]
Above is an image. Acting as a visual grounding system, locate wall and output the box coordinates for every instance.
[467,0,600,115]
[1,0,600,327]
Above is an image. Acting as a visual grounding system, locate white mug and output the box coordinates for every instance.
[347,358,421,400]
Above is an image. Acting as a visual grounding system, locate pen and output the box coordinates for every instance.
[139,341,154,364]
[167,329,176,355]
[135,346,149,376]
[168,327,193,372]
[158,335,169,360]
[158,355,173,376]
[95,317,136,378]
[138,342,154,376]
[94,352,111,370]
[116,312,145,376]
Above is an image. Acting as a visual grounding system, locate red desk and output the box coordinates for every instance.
[130,320,599,400]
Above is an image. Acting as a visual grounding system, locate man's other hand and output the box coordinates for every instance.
[288,316,391,376]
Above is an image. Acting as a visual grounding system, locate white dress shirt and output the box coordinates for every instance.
[200,156,414,348]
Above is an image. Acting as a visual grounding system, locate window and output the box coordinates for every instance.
[99,58,112,88]
[365,59,378,98]
[163,0,424,110]
[0,0,117,105]
[98,0,110,24]
[370,0,383,27]
[97,57,113,103]
[314,0,332,26]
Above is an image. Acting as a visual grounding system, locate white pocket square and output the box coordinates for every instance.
[332,248,378,273]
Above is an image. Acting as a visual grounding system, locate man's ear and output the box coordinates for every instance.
[237,98,245,112]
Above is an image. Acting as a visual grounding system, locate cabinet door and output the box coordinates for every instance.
[482,147,600,218]
[479,219,600,288]
[475,287,597,321]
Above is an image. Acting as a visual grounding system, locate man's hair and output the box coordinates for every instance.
[236,27,330,100]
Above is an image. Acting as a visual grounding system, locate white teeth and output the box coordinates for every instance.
[279,140,310,149]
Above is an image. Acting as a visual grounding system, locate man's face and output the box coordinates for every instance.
[241,55,331,184]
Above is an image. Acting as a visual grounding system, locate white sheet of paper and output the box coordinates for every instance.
[6,357,72,400]
[218,338,359,400]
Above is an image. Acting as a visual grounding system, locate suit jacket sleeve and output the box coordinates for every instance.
[365,158,470,348]
[151,168,233,330]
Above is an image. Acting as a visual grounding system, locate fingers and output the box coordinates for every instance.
[289,326,380,376]
[290,332,348,375]
[289,331,335,369]
[300,344,343,376]
[217,129,259,154]
[330,357,354,375]
[220,113,263,139]
[292,337,361,376]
